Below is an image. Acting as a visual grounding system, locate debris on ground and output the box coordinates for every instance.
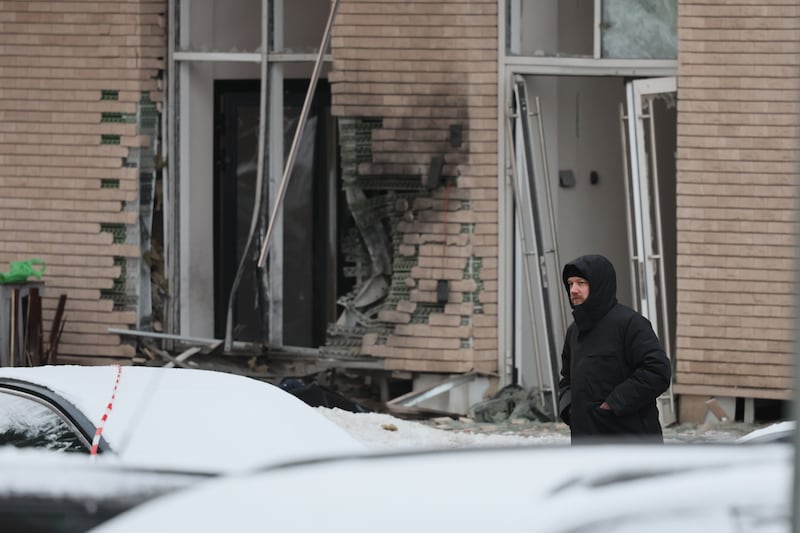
[467,384,554,423]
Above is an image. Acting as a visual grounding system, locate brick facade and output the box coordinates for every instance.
[2,0,797,413]
[329,0,499,374]
[674,0,800,400]
[0,1,165,363]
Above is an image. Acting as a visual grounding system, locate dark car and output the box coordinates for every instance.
[0,447,205,533]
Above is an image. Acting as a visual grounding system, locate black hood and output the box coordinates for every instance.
[562,254,618,333]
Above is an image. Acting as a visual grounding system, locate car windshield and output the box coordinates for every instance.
[0,392,87,452]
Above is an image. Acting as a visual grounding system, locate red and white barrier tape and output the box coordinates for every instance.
[90,364,122,458]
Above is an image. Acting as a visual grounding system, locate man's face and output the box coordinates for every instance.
[567,276,590,306]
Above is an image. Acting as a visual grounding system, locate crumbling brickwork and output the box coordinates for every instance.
[328,0,498,374]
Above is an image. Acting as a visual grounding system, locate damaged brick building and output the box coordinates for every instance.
[0,0,797,423]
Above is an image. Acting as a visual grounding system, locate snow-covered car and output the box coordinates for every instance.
[91,442,791,533]
[0,447,205,533]
[0,365,366,473]
[737,420,795,444]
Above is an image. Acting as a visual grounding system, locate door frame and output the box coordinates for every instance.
[498,62,676,391]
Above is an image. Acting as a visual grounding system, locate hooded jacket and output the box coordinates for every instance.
[558,254,671,443]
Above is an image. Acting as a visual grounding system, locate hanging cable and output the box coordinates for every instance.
[223,0,270,352]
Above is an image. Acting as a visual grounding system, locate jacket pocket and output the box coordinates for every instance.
[588,403,644,434]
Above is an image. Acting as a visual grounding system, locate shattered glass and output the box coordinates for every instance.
[602,0,677,59]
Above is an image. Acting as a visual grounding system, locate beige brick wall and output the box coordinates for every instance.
[0,1,165,363]
[675,0,800,400]
[330,0,498,374]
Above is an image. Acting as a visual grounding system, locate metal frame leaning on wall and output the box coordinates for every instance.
[496,0,676,392]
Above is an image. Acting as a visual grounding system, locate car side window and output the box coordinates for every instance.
[0,389,89,452]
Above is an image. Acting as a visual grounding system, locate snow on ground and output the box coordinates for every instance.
[318,408,569,449]
[317,407,757,449]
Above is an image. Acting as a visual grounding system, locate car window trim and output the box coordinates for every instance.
[0,378,112,454]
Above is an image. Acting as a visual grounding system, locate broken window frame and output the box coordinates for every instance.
[164,0,333,346]
[506,0,677,61]
[599,0,678,60]
[497,0,677,389]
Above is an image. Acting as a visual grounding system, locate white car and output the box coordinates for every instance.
[92,442,791,533]
[0,365,366,473]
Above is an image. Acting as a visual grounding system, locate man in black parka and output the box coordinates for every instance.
[558,254,671,443]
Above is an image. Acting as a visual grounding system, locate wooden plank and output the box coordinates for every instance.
[163,346,202,369]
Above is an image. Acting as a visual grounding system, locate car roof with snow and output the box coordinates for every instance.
[91,442,791,533]
[0,365,366,473]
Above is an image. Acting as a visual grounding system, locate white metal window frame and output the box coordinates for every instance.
[623,76,676,329]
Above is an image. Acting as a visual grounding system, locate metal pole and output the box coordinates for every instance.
[165,0,178,348]
[223,0,270,351]
[257,0,340,269]
[792,133,800,533]
[108,327,255,351]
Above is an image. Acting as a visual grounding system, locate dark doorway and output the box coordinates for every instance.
[213,79,338,346]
